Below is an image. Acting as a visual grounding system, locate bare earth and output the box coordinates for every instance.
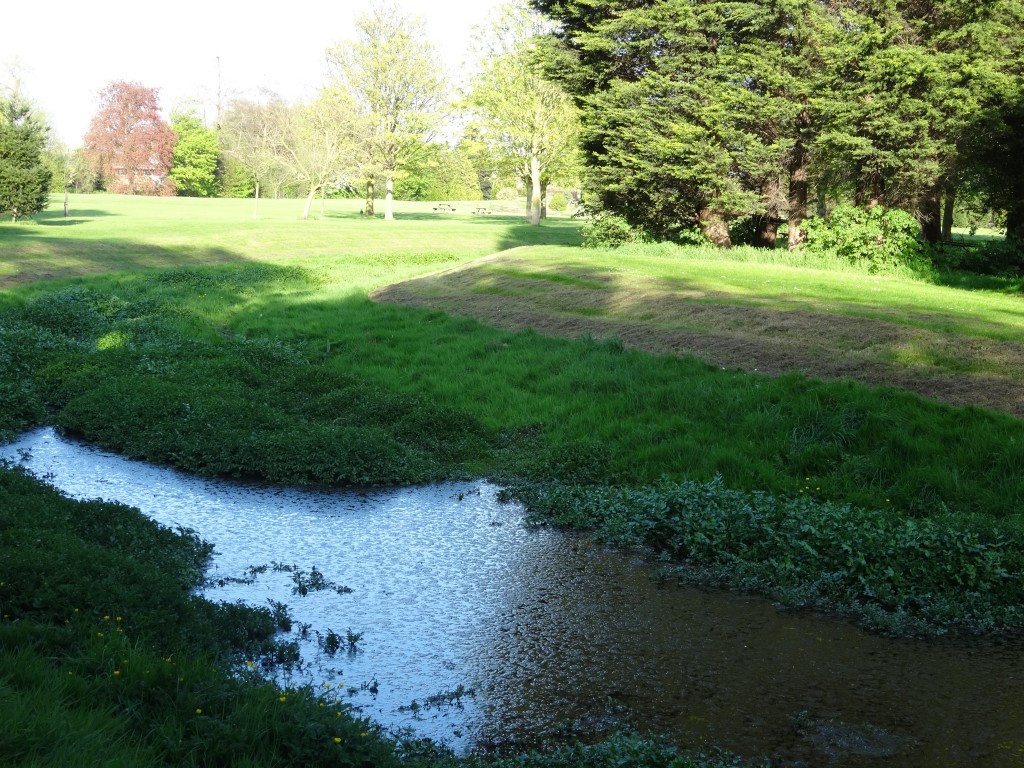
[372,250,1024,419]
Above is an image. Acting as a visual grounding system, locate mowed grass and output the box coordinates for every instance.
[0,194,580,289]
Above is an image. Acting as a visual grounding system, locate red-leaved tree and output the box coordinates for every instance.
[83,81,177,195]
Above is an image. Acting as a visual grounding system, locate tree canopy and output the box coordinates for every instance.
[533,0,1024,248]
[83,81,176,196]
[466,0,581,225]
[169,109,220,197]
[327,2,447,220]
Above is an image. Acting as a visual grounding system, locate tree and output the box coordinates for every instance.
[535,0,1024,250]
[467,0,580,225]
[0,92,51,221]
[327,2,447,220]
[169,109,220,197]
[533,0,810,245]
[394,141,482,201]
[83,81,176,196]
[220,94,290,216]
[274,89,361,220]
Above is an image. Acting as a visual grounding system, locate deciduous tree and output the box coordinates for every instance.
[83,81,176,196]
[327,2,447,220]
[220,94,290,216]
[274,89,361,220]
[169,109,220,197]
[467,0,580,225]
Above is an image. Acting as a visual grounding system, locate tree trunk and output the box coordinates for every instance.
[941,185,956,242]
[698,207,732,247]
[540,180,548,220]
[1006,201,1024,243]
[918,182,942,245]
[302,184,319,220]
[754,176,782,249]
[63,188,69,217]
[364,178,375,217]
[252,180,261,220]
[529,154,542,225]
[753,216,780,248]
[385,175,394,220]
[787,115,810,250]
[524,174,533,218]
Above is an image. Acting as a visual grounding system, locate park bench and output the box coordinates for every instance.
[433,203,455,212]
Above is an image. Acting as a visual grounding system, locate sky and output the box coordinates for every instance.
[2,0,508,146]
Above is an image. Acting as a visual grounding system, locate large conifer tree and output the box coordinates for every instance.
[0,94,51,221]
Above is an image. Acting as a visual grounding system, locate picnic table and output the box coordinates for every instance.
[471,207,493,215]
[433,203,456,212]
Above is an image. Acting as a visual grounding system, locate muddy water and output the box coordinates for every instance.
[4,427,1023,766]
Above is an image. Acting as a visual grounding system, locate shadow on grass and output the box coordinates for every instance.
[0,238,260,290]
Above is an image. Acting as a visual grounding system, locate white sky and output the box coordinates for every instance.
[2,0,507,146]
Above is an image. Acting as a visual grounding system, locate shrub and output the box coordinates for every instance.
[548,191,568,213]
[932,238,1024,277]
[581,211,645,248]
[802,205,928,272]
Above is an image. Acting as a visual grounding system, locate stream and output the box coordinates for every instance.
[3,427,1023,766]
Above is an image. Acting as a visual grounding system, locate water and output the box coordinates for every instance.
[4,427,1024,766]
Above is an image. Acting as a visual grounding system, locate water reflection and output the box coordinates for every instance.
[4,428,1023,766]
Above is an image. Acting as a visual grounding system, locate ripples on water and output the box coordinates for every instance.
[4,427,1024,766]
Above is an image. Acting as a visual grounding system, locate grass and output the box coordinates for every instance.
[0,194,580,290]
[1,194,1023,764]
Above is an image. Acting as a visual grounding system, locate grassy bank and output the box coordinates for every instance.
[1,195,1022,763]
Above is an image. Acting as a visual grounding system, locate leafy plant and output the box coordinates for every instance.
[802,205,928,272]
[580,211,646,248]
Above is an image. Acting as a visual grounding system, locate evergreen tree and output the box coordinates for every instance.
[536,0,819,246]
[535,0,1024,250]
[0,93,51,221]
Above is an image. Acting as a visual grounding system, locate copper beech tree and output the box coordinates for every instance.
[83,81,176,195]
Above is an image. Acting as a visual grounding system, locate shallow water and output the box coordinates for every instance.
[4,427,1024,766]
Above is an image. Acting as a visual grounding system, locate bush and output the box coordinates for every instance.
[802,205,928,272]
[581,211,646,248]
[932,238,1024,277]
[548,191,568,213]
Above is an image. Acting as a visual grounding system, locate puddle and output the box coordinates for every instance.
[4,427,1024,765]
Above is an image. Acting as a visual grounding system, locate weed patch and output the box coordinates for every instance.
[502,477,1024,636]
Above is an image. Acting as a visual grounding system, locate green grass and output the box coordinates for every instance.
[0,194,580,290]
[1,194,1023,763]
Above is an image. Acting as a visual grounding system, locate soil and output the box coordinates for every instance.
[372,251,1024,419]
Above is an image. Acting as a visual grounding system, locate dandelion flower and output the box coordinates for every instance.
[195,708,202,715]
[333,737,342,744]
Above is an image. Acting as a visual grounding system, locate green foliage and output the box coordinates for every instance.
[169,111,221,197]
[931,238,1024,277]
[394,143,482,201]
[548,191,568,212]
[0,93,51,221]
[802,205,928,271]
[537,0,1024,246]
[580,211,645,248]
[506,477,1024,635]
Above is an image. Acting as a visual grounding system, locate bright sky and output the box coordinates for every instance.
[2,0,507,146]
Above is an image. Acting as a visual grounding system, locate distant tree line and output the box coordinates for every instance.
[532,0,1024,248]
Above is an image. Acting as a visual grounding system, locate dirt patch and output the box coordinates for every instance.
[372,255,1024,419]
